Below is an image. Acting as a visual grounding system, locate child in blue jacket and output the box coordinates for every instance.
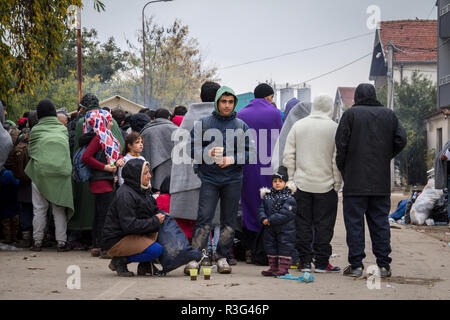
[258,166,297,276]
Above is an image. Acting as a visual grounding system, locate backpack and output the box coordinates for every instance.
[4,138,31,183]
[72,146,93,182]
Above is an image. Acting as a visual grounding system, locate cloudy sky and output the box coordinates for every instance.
[81,0,436,103]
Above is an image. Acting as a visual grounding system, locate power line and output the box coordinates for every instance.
[426,3,437,19]
[391,38,450,55]
[219,31,373,70]
[290,52,373,86]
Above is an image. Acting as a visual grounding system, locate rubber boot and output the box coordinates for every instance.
[274,256,291,276]
[108,257,134,277]
[11,215,19,243]
[261,255,278,276]
[1,218,12,244]
[17,230,32,248]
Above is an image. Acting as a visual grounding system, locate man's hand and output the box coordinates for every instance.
[156,213,165,224]
[442,154,448,161]
[217,156,235,168]
[262,219,269,226]
[208,147,224,158]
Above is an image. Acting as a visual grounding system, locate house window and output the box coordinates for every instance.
[437,128,443,152]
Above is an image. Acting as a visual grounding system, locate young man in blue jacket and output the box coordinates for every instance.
[186,86,256,274]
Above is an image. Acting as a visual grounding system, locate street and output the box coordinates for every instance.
[1,193,449,300]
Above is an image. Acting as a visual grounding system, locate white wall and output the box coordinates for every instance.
[393,63,437,84]
[426,113,450,158]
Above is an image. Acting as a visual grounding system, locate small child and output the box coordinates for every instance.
[257,166,297,276]
[118,132,146,186]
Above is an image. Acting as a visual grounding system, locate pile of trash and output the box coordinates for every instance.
[389,178,449,226]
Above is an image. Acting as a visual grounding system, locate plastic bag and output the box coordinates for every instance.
[410,179,443,225]
[157,214,202,273]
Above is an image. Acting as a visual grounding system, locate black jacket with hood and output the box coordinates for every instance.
[335,84,407,196]
[102,158,162,251]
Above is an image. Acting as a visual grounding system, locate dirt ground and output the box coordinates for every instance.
[1,193,449,300]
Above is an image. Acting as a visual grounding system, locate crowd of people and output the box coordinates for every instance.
[0,81,407,279]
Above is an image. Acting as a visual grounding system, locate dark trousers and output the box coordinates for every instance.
[343,196,392,269]
[295,189,338,267]
[192,181,242,259]
[18,202,33,231]
[93,192,113,248]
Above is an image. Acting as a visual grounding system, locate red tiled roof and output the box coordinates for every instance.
[379,20,437,62]
[337,87,356,107]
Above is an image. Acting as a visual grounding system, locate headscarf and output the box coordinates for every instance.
[353,83,383,107]
[83,109,121,165]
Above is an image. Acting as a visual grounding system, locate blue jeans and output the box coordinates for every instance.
[447,175,450,219]
[128,242,163,263]
[207,225,221,253]
[192,181,242,259]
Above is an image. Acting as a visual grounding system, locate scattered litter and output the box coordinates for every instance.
[331,253,339,258]
[224,283,240,288]
[27,267,45,270]
[201,283,220,287]
[30,254,37,257]
[386,284,395,288]
[417,230,425,233]
[425,219,435,226]
[0,243,24,251]
[51,290,60,294]
[390,225,401,229]
[277,272,315,283]
[445,233,450,236]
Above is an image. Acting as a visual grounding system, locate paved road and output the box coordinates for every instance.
[1,194,449,300]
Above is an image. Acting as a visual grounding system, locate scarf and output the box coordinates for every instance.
[266,187,291,212]
[83,109,120,165]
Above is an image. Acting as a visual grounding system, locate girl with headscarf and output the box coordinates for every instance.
[81,109,125,258]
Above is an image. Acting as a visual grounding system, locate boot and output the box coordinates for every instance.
[261,255,278,276]
[11,215,19,243]
[137,261,161,276]
[16,230,32,248]
[108,257,134,277]
[274,256,291,276]
[1,218,12,244]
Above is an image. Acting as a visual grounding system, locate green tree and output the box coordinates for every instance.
[378,72,437,186]
[125,17,219,109]
[0,0,104,98]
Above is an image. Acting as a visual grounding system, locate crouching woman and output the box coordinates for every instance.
[103,158,165,277]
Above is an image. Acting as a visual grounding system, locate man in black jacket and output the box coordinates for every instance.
[335,83,406,278]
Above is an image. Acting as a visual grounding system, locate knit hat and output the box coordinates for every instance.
[254,83,274,99]
[130,113,150,133]
[36,99,57,119]
[272,166,288,182]
[79,93,99,111]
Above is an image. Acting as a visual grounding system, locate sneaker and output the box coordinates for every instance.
[300,263,312,272]
[227,258,237,266]
[30,241,42,252]
[91,248,101,257]
[315,263,341,273]
[99,250,111,259]
[183,260,199,276]
[57,242,71,252]
[217,258,232,274]
[379,267,392,278]
[342,265,364,277]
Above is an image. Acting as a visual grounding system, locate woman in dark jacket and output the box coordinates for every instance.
[103,158,165,277]
[257,166,297,277]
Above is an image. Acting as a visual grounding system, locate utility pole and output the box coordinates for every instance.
[68,5,82,103]
[387,41,395,190]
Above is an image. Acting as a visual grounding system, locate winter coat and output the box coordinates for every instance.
[434,140,450,190]
[0,104,13,170]
[102,158,163,251]
[257,184,296,256]
[335,103,406,196]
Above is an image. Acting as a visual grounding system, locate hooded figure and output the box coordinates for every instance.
[103,158,164,277]
[335,83,406,277]
[140,115,178,191]
[0,102,13,170]
[130,113,150,133]
[70,93,125,232]
[236,85,283,240]
[187,85,256,274]
[169,83,221,238]
[283,95,342,273]
[271,101,311,173]
[283,98,300,120]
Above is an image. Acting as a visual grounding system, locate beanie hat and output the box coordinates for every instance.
[130,113,150,133]
[254,83,274,99]
[36,99,57,119]
[79,93,99,111]
[272,166,288,182]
